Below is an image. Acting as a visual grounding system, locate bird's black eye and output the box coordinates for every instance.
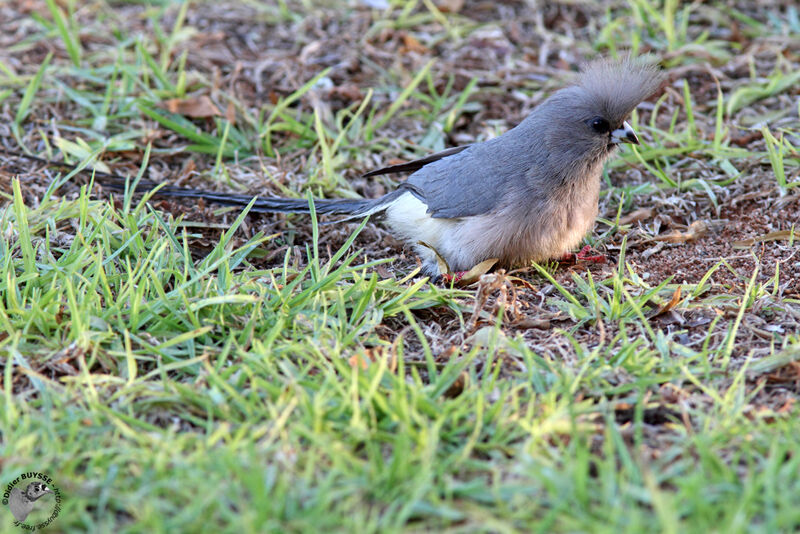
[588,117,610,134]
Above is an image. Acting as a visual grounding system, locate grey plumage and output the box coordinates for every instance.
[8,482,53,522]
[362,145,469,178]
[396,56,663,220]
[146,186,388,216]
[129,56,665,275]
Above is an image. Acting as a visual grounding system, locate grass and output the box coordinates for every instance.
[2,0,800,532]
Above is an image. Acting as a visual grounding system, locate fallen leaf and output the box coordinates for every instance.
[507,275,537,290]
[619,207,654,225]
[163,95,221,118]
[513,318,550,329]
[455,258,499,287]
[376,264,393,279]
[436,0,464,12]
[401,33,428,54]
[417,241,451,277]
[733,230,796,248]
[649,286,683,318]
[443,371,468,398]
[654,220,710,243]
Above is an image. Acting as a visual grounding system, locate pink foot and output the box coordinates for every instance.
[577,245,607,263]
[439,271,468,284]
[562,245,607,264]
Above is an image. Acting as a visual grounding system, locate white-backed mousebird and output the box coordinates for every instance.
[96,56,666,276]
[8,482,54,522]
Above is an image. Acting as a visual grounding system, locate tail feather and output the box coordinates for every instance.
[126,182,401,217]
[0,147,402,217]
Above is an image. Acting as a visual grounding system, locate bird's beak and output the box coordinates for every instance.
[610,121,639,145]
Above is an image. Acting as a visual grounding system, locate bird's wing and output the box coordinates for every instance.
[362,146,470,177]
[398,139,529,219]
[9,488,33,522]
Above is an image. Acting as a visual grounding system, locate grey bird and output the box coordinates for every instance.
[8,482,53,522]
[133,56,665,275]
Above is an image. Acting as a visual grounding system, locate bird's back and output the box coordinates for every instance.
[8,487,34,521]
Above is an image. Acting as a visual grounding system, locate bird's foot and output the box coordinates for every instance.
[576,245,606,263]
[561,245,607,264]
[436,271,468,285]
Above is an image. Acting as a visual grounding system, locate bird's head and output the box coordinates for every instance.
[542,56,665,162]
[24,482,53,501]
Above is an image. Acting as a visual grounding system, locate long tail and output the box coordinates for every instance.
[144,185,396,216]
[101,176,408,218]
[0,147,403,216]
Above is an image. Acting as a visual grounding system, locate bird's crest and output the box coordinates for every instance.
[576,55,665,124]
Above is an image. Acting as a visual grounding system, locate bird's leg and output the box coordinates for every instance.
[561,245,607,264]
